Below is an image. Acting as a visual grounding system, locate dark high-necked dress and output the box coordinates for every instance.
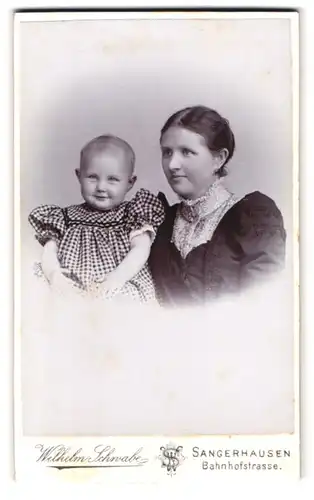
[149,189,286,308]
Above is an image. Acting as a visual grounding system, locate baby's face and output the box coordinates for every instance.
[77,147,135,211]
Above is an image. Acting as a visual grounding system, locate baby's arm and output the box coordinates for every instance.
[41,239,71,284]
[41,240,76,295]
[103,232,152,290]
[41,240,61,282]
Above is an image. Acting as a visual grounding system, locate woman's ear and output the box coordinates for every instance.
[217,148,229,168]
[127,175,137,191]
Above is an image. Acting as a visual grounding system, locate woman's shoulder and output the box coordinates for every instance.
[225,191,285,236]
[155,192,179,225]
[234,191,282,214]
[156,192,178,214]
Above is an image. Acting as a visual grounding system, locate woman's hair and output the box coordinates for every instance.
[160,106,235,178]
[80,135,136,173]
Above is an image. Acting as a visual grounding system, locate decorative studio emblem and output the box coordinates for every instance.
[158,443,186,476]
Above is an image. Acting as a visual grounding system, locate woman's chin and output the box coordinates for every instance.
[170,184,192,199]
[174,189,194,200]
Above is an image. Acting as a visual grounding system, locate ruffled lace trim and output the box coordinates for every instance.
[172,182,239,259]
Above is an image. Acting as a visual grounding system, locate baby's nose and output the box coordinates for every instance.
[96,180,107,191]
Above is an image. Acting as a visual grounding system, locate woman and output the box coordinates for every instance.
[149,105,286,307]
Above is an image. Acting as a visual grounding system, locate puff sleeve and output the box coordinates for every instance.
[125,189,165,241]
[28,205,67,246]
[233,192,286,287]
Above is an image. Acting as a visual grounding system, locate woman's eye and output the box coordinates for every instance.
[162,148,172,158]
[182,148,193,157]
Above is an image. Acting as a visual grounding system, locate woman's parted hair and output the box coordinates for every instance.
[160,106,235,178]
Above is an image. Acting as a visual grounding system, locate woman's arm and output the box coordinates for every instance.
[101,232,152,290]
[237,194,286,287]
[240,232,286,285]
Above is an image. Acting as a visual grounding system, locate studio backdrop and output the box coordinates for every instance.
[17,15,296,437]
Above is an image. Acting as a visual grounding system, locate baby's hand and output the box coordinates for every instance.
[102,272,125,292]
[49,269,75,296]
[88,273,125,299]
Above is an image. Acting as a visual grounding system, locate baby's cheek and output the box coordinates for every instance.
[117,186,128,197]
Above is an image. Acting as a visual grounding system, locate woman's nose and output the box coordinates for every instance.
[168,154,181,171]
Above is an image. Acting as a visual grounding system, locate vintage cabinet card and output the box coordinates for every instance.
[14,10,300,483]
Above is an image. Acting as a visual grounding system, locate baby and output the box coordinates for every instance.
[29,135,165,303]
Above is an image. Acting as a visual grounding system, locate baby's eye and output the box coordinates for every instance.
[88,174,97,180]
[182,148,194,157]
[162,148,172,158]
[108,176,119,182]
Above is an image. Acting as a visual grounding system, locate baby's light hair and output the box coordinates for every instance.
[80,135,136,174]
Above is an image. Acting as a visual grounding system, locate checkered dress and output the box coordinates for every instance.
[28,189,165,302]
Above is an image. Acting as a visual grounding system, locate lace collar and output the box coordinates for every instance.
[179,180,232,222]
[172,182,238,258]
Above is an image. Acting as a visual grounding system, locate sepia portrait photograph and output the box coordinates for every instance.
[14,10,299,480]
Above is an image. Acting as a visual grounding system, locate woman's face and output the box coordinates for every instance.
[160,126,220,200]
